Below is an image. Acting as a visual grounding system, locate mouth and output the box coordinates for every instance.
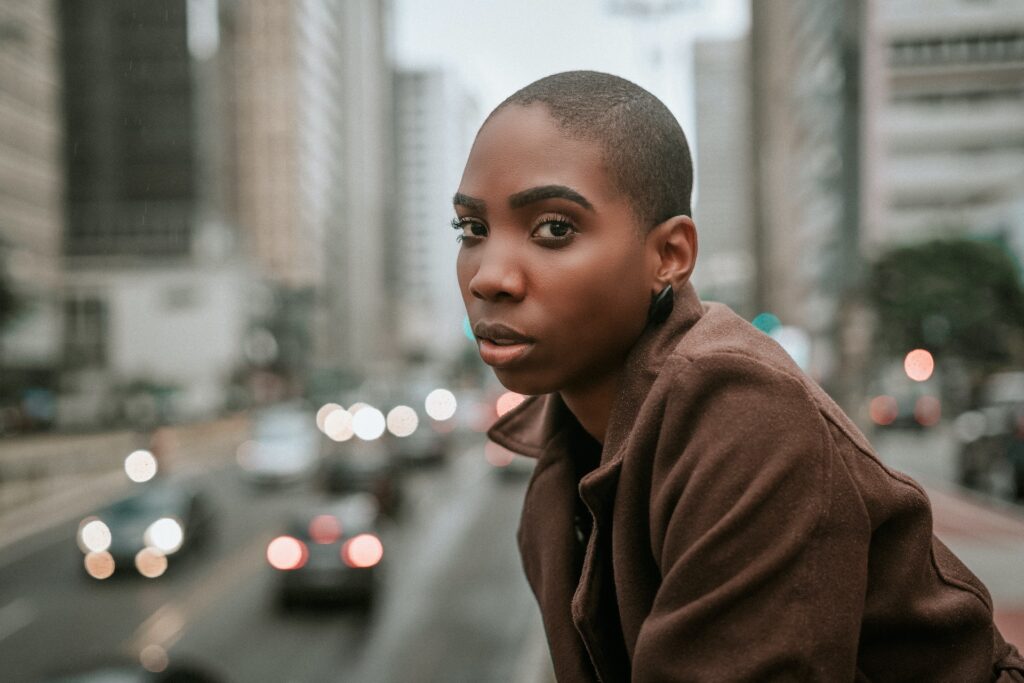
[473,321,535,368]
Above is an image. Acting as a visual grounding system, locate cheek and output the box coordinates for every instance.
[455,251,474,301]
[536,245,648,332]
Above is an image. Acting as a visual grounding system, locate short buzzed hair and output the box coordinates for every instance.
[488,70,693,230]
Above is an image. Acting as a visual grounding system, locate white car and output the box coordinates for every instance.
[238,404,321,486]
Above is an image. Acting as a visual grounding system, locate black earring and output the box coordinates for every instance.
[646,284,674,327]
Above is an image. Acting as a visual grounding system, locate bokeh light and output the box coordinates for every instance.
[140,644,169,673]
[485,440,517,468]
[324,408,354,442]
[145,518,184,554]
[235,440,255,469]
[353,406,386,441]
[84,551,115,579]
[954,410,987,442]
[869,395,899,426]
[904,349,935,382]
[124,449,158,483]
[309,515,342,545]
[914,395,941,427]
[79,518,112,553]
[425,388,457,421]
[751,312,782,335]
[386,405,419,437]
[135,548,168,579]
[316,402,344,432]
[463,316,475,342]
[496,392,526,417]
[267,536,308,570]
[348,402,369,415]
[342,534,383,568]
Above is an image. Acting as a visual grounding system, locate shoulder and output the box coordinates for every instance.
[651,302,828,455]
[642,311,836,522]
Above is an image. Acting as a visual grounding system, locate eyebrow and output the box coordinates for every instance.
[452,192,486,212]
[509,185,594,211]
[452,185,596,214]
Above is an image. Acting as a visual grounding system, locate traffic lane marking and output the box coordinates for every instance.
[125,532,268,656]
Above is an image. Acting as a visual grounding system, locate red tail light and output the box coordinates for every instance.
[869,395,898,426]
[342,534,383,568]
[309,515,342,544]
[267,536,308,570]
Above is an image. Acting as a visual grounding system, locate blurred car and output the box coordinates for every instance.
[389,428,449,469]
[268,493,384,608]
[237,403,321,486]
[867,361,943,431]
[320,439,402,517]
[955,371,1024,499]
[76,478,214,579]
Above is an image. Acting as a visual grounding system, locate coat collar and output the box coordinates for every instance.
[487,280,706,463]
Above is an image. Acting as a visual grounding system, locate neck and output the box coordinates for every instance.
[559,370,623,445]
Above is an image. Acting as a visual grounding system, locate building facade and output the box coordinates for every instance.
[862,0,1024,254]
[57,0,249,423]
[224,0,395,376]
[393,69,479,361]
[692,37,756,317]
[749,0,862,387]
[0,0,63,372]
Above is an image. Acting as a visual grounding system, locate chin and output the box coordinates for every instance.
[492,367,561,397]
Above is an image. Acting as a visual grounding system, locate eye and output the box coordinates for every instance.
[532,217,576,242]
[451,217,487,243]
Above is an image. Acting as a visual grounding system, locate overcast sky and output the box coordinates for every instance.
[393,0,750,139]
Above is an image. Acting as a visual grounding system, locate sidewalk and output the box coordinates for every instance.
[926,483,1024,648]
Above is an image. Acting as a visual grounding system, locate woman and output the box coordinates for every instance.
[453,71,1024,682]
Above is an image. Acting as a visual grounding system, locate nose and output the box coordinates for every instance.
[467,242,526,302]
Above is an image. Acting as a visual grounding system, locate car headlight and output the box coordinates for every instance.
[144,517,184,554]
[78,518,112,553]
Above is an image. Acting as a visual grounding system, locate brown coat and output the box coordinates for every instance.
[488,282,1024,682]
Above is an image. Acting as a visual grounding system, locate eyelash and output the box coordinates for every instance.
[450,215,578,245]
[451,217,484,243]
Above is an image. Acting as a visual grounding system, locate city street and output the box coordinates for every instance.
[0,438,542,683]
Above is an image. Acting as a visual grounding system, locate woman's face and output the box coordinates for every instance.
[454,103,653,397]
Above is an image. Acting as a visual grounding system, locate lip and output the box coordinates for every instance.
[472,321,535,368]
[473,321,534,344]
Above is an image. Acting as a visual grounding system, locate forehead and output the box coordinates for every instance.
[460,104,620,205]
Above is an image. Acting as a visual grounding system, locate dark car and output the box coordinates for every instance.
[955,371,1024,499]
[76,478,214,579]
[320,439,402,516]
[268,493,384,608]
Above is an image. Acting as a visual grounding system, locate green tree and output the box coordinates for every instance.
[868,238,1024,398]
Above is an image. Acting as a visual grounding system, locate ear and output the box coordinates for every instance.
[646,215,698,293]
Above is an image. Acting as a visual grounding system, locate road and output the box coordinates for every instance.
[0,439,543,683]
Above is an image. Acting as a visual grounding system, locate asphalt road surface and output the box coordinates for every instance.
[0,440,541,683]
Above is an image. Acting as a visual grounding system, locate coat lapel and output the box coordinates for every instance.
[487,282,708,681]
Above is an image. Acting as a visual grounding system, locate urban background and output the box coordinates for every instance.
[0,0,1022,681]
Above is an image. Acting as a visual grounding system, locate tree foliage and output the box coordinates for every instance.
[868,238,1024,370]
